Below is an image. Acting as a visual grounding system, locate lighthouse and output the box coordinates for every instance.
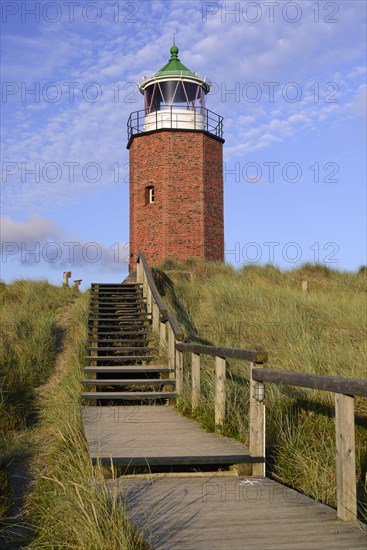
[127,44,224,271]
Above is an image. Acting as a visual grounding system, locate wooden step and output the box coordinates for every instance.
[84,366,173,373]
[89,314,150,318]
[88,324,151,329]
[85,356,158,362]
[87,338,155,344]
[88,317,150,326]
[87,331,152,336]
[86,347,158,352]
[90,294,146,303]
[90,295,143,300]
[82,379,175,386]
[81,391,177,400]
[89,307,146,311]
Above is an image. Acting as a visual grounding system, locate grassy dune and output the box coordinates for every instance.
[0,281,148,549]
[0,280,71,524]
[155,259,367,520]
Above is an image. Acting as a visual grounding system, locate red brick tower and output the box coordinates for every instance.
[127,44,224,271]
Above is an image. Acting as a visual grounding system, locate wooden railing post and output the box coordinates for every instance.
[176,349,183,395]
[167,324,176,405]
[249,362,266,477]
[191,353,201,409]
[215,356,226,427]
[136,258,142,283]
[146,284,152,315]
[160,319,166,346]
[167,324,175,375]
[335,393,357,521]
[152,301,159,333]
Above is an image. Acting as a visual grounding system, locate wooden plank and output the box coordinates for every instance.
[176,342,267,363]
[82,379,175,386]
[85,356,158,361]
[249,362,266,476]
[111,476,367,550]
[215,356,226,426]
[84,366,173,373]
[82,391,176,400]
[82,406,257,466]
[335,393,357,521]
[191,353,201,409]
[86,347,157,352]
[252,368,367,397]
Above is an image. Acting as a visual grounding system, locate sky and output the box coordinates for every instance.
[1,0,366,289]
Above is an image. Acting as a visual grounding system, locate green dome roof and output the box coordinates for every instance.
[155,45,196,77]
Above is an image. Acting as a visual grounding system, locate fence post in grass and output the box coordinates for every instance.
[249,362,266,477]
[215,356,226,427]
[63,271,71,286]
[335,393,357,521]
[175,349,183,395]
[302,280,308,292]
[191,353,201,409]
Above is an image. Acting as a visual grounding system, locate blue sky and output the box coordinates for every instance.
[1,0,366,289]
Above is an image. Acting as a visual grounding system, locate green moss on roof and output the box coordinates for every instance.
[155,45,196,77]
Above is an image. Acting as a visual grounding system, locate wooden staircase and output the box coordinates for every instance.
[82,283,176,404]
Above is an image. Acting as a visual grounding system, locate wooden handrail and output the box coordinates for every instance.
[176,342,267,363]
[137,253,168,314]
[252,368,367,397]
[160,313,185,341]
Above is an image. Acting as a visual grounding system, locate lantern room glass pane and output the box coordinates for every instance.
[145,81,205,112]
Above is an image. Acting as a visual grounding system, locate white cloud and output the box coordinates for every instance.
[0,216,129,273]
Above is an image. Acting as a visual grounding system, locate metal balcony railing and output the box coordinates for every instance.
[127,105,223,141]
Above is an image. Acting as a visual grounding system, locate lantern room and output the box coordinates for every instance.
[127,45,223,138]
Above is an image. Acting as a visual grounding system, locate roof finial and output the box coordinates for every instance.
[170,35,179,60]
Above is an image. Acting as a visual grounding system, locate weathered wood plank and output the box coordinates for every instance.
[82,406,258,466]
[111,476,366,549]
[176,342,267,363]
[252,368,367,397]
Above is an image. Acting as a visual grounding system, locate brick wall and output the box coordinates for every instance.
[129,130,224,271]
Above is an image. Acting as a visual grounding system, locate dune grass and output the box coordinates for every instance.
[155,259,367,520]
[26,290,149,549]
[0,279,73,524]
[0,280,149,548]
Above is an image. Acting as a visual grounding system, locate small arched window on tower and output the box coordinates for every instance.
[145,185,155,205]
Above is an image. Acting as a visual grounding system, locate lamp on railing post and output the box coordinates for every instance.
[253,382,265,402]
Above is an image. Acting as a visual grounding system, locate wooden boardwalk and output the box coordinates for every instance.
[82,406,260,467]
[110,475,367,549]
[81,275,367,548]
